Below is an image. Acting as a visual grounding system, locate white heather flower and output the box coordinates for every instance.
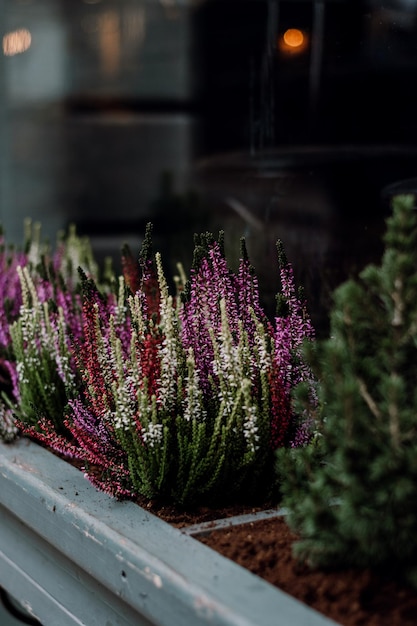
[254,322,271,373]
[128,294,145,340]
[142,422,163,448]
[158,294,179,411]
[183,349,207,423]
[113,384,135,430]
[107,394,127,431]
[55,351,75,388]
[218,389,236,417]
[113,410,132,431]
[241,379,259,453]
[113,276,127,324]
[0,405,18,442]
[16,361,28,384]
[211,300,248,419]
[242,403,259,453]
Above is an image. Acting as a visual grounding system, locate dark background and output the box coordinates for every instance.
[2,0,417,333]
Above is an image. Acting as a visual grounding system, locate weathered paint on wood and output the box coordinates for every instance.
[0,439,338,626]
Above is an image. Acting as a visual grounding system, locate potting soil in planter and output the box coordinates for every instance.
[119,490,417,626]
[195,516,417,626]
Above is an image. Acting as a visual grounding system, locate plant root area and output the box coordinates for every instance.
[198,517,417,626]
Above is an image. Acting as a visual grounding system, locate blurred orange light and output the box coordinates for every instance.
[3,29,32,56]
[278,28,308,55]
[283,28,304,48]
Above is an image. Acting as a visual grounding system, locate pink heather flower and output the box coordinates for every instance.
[236,246,273,342]
[182,243,256,387]
[269,245,316,447]
[0,242,27,347]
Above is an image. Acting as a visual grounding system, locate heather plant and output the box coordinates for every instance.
[52,223,101,288]
[276,194,417,586]
[0,228,29,441]
[0,222,105,442]
[2,219,316,505]
[63,229,316,505]
[8,266,77,433]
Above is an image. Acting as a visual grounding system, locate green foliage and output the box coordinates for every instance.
[276,194,417,584]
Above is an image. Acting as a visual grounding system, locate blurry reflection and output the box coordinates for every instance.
[159,0,180,20]
[80,6,146,76]
[2,29,32,56]
[122,7,146,53]
[98,11,120,76]
[81,15,100,35]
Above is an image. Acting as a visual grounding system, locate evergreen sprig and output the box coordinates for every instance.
[276,194,417,586]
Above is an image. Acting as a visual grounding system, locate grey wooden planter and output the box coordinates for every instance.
[0,438,337,626]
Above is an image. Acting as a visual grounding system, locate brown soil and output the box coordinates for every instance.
[134,489,417,625]
[134,495,276,528]
[198,516,417,626]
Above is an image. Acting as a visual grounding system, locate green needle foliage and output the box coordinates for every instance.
[276,194,417,585]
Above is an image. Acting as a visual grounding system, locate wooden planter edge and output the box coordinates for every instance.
[0,438,337,626]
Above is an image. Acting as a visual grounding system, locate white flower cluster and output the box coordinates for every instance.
[113,382,135,430]
[15,278,74,393]
[17,305,37,345]
[128,293,145,340]
[156,255,179,411]
[141,422,163,448]
[55,353,75,388]
[182,350,207,423]
[158,328,178,410]
[241,374,260,454]
[242,402,259,453]
[0,404,18,442]
[155,253,178,410]
[253,322,271,373]
[217,388,236,416]
[15,360,29,385]
[54,309,75,390]
[211,299,244,417]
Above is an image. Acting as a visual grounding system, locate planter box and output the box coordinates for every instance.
[0,439,337,626]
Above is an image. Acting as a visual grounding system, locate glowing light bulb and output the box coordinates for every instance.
[283,29,304,48]
[278,28,308,55]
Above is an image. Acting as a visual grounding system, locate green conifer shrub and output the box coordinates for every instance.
[276,194,417,585]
